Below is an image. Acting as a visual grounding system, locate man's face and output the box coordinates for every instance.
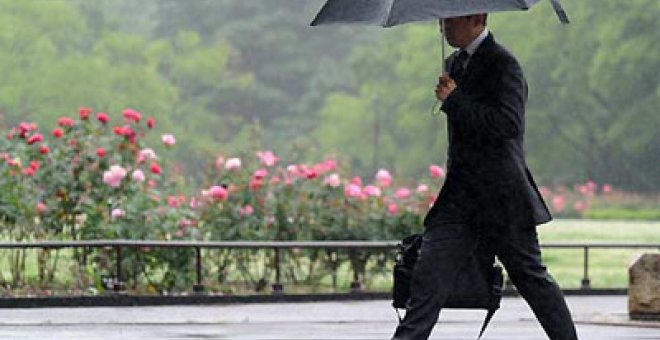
[440,16,481,49]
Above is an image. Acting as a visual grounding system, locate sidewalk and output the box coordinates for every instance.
[0,295,657,339]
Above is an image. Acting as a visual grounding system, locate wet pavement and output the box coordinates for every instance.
[0,295,658,339]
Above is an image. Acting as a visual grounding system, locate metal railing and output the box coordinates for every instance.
[0,240,658,294]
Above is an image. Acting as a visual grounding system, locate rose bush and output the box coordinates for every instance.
[0,107,625,293]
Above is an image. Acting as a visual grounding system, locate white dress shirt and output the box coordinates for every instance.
[458,27,489,68]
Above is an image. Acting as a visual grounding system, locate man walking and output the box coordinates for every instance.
[392,14,579,340]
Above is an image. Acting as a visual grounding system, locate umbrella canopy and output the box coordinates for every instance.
[311,0,569,27]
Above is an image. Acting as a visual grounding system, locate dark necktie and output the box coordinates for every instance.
[451,50,469,83]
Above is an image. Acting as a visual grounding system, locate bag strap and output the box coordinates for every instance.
[476,308,497,339]
[394,308,403,323]
[395,306,497,339]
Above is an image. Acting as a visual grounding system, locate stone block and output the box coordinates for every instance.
[628,253,660,320]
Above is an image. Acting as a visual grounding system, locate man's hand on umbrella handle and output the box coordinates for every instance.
[435,74,456,101]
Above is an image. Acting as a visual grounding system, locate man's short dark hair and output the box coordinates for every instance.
[475,13,488,26]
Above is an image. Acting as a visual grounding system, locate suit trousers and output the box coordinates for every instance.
[392,214,579,340]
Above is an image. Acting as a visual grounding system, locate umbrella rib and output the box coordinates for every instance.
[549,0,570,24]
[517,0,532,10]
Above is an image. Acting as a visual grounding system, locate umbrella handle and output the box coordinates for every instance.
[431,20,446,117]
[441,19,446,74]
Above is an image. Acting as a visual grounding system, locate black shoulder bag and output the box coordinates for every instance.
[392,234,503,339]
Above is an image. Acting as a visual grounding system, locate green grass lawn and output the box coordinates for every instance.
[536,219,660,289]
[537,219,660,243]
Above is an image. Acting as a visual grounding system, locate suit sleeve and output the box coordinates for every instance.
[440,58,526,140]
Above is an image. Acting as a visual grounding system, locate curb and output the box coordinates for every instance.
[0,288,627,309]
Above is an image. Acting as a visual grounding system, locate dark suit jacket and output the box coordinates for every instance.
[424,33,551,229]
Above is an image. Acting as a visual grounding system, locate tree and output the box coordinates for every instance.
[0,0,257,177]
[493,0,660,190]
[152,0,369,158]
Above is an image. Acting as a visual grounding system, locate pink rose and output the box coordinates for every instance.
[39,145,50,155]
[287,164,300,176]
[150,163,162,175]
[344,183,362,198]
[395,187,412,199]
[179,219,197,228]
[29,161,40,171]
[363,185,382,197]
[79,107,92,120]
[270,176,281,185]
[350,176,363,186]
[539,186,551,197]
[602,184,613,194]
[387,203,399,215]
[167,196,181,208]
[96,112,109,124]
[27,133,43,145]
[416,184,429,193]
[225,158,241,170]
[552,195,566,213]
[132,169,146,183]
[122,108,142,122]
[203,185,228,201]
[240,205,254,216]
[52,128,64,138]
[103,165,127,188]
[429,165,445,178]
[161,134,176,147]
[189,197,199,209]
[137,148,157,164]
[573,201,588,214]
[256,150,279,167]
[7,157,19,167]
[22,167,35,176]
[57,117,75,128]
[586,180,597,191]
[113,125,135,139]
[323,173,341,188]
[250,178,263,191]
[322,159,338,172]
[36,202,47,215]
[577,182,597,196]
[305,168,318,179]
[146,116,155,129]
[375,169,392,187]
[253,168,268,179]
[18,122,31,136]
[111,208,125,219]
[96,147,106,158]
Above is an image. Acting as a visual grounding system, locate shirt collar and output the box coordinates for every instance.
[463,27,489,56]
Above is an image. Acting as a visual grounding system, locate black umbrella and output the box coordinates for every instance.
[311,0,569,27]
[311,0,569,71]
